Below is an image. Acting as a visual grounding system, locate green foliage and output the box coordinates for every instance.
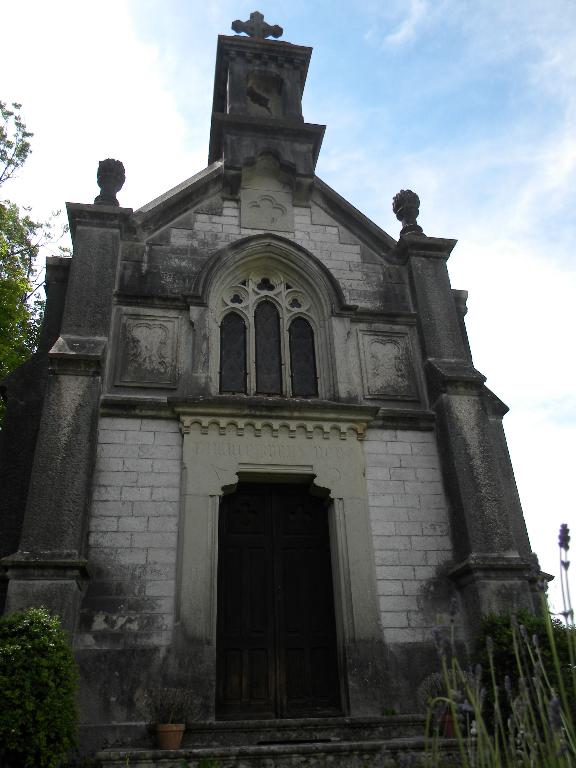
[0,101,32,186]
[0,607,78,768]
[0,101,69,425]
[143,687,196,724]
[0,200,44,376]
[423,525,576,768]
[474,609,576,716]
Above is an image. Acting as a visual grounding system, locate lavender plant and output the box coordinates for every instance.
[423,525,576,768]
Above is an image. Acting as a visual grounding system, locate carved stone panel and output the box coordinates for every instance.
[241,189,294,232]
[116,314,179,388]
[359,331,418,400]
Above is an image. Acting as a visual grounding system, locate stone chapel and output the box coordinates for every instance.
[0,12,538,752]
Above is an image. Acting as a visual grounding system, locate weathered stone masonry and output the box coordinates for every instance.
[0,14,538,749]
[77,417,182,650]
[364,428,452,644]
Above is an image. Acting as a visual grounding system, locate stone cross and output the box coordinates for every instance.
[231,11,283,39]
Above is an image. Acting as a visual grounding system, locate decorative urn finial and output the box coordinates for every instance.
[392,189,423,236]
[94,159,125,206]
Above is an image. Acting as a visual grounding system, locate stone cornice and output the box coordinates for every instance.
[449,554,532,586]
[98,396,436,435]
[171,396,379,440]
[483,385,510,419]
[1,554,90,585]
[425,358,487,399]
[393,233,458,262]
[100,395,172,417]
[372,408,436,430]
[48,335,107,375]
[66,202,133,240]
[45,256,72,283]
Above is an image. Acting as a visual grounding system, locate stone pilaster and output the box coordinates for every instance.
[3,204,132,632]
[399,233,534,634]
[0,257,70,613]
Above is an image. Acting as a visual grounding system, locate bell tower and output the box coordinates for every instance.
[208,11,325,205]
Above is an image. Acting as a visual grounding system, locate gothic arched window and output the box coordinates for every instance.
[255,301,282,395]
[220,312,247,393]
[289,317,318,397]
[218,273,319,398]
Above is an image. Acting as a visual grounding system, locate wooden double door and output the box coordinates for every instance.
[216,484,342,719]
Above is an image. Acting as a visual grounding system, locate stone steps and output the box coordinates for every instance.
[183,714,426,746]
[96,716,461,767]
[97,737,459,768]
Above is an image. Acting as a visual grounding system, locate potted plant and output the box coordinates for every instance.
[143,687,194,749]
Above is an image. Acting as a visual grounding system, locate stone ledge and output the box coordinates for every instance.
[0,555,90,585]
[394,234,458,261]
[66,202,133,239]
[449,553,533,584]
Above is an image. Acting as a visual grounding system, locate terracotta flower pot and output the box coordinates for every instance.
[155,723,185,749]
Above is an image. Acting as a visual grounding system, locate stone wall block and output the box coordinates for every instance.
[364,427,454,644]
[77,417,183,652]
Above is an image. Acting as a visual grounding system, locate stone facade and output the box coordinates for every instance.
[0,15,538,752]
[77,417,182,651]
[364,428,453,644]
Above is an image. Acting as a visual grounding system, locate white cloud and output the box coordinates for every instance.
[0,0,204,219]
[316,3,576,608]
[383,0,428,47]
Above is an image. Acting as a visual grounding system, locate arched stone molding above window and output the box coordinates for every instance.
[189,235,350,400]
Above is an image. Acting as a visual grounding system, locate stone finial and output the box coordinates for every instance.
[231,11,283,39]
[392,189,423,236]
[94,159,125,206]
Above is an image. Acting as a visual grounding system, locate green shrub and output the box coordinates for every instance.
[423,525,576,767]
[475,609,575,677]
[474,609,576,719]
[0,607,78,768]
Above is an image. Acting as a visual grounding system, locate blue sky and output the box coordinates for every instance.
[2,0,575,611]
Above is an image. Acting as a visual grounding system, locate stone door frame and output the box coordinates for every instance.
[174,401,385,717]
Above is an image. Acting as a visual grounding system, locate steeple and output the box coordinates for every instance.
[208,12,325,203]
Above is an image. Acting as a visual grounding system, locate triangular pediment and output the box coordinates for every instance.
[313,177,397,256]
[133,162,224,240]
[132,161,397,261]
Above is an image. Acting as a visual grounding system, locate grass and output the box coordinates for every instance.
[423,524,576,768]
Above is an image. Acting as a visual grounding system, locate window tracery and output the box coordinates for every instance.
[218,272,319,397]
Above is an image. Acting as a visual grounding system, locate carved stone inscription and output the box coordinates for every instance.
[116,314,179,388]
[359,331,418,400]
[180,421,367,498]
[187,440,354,462]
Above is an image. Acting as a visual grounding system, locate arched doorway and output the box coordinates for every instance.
[215,483,341,719]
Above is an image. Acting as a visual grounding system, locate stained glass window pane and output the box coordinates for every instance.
[220,312,247,393]
[255,301,282,395]
[289,318,318,397]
